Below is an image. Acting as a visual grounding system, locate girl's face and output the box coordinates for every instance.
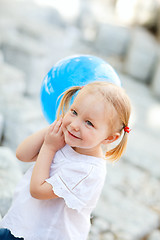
[62,91,115,157]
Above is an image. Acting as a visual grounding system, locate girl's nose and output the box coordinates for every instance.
[70,119,80,132]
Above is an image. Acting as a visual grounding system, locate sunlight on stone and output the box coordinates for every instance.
[116,0,158,26]
[116,0,137,23]
[147,105,160,129]
[33,0,80,21]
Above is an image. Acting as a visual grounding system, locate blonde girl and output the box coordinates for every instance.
[0,81,131,240]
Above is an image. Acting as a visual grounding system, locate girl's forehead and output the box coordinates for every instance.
[73,91,117,122]
[73,92,107,116]
[74,91,102,105]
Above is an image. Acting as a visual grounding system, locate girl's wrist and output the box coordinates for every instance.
[42,142,57,154]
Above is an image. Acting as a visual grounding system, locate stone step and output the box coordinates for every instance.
[123,27,158,84]
[0,114,4,143]
[0,147,23,217]
[93,185,159,240]
[0,96,47,153]
[0,62,26,96]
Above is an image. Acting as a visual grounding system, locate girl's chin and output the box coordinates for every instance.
[64,138,80,148]
[65,140,78,147]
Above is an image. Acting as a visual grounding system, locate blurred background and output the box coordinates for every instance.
[0,0,160,239]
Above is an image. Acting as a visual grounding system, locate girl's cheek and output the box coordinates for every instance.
[61,117,69,131]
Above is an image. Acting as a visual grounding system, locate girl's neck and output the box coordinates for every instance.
[72,146,103,158]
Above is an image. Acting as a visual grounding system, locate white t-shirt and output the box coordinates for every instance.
[0,144,106,240]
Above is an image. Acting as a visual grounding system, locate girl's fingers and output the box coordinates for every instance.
[49,120,57,129]
[54,118,62,133]
[47,118,63,135]
[58,126,64,136]
[49,118,61,129]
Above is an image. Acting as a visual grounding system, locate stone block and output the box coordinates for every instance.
[0,50,4,63]
[106,160,160,214]
[120,74,160,178]
[0,96,47,174]
[95,23,131,57]
[120,73,160,138]
[92,218,110,232]
[0,95,47,158]
[2,30,48,96]
[147,230,160,240]
[0,147,23,216]
[94,186,159,240]
[1,22,79,96]
[0,114,4,143]
[101,232,115,240]
[0,0,65,30]
[0,62,26,97]
[125,129,160,178]
[151,59,160,99]
[124,28,158,83]
[115,0,159,27]
[0,96,47,152]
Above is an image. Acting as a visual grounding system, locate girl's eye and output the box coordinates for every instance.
[71,109,77,116]
[86,120,94,127]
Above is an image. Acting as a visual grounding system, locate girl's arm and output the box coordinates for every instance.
[30,119,65,200]
[16,126,49,162]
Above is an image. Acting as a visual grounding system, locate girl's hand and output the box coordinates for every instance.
[44,118,65,153]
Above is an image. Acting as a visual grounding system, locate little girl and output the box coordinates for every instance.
[0,81,131,240]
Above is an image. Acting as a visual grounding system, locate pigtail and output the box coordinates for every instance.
[104,85,131,162]
[56,86,81,119]
[105,131,128,162]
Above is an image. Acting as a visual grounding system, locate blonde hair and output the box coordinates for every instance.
[57,81,131,162]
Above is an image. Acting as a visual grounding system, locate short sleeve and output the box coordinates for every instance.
[45,163,106,212]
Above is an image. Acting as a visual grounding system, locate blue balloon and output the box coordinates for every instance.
[40,55,121,123]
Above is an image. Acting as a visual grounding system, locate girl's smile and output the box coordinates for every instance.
[66,129,82,140]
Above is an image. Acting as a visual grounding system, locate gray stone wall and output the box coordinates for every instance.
[0,0,160,239]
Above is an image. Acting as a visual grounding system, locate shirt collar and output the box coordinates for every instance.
[61,144,106,167]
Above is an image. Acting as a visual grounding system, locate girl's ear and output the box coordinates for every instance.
[102,133,120,145]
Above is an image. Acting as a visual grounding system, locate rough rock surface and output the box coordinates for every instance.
[0,1,160,239]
